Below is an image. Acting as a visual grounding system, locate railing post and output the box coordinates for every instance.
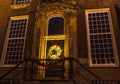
[69,57,73,80]
[30,60,34,80]
[23,51,31,80]
[118,80,120,84]
[23,57,29,79]
[61,57,65,79]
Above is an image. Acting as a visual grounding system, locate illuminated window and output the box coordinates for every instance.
[45,17,65,59]
[14,0,31,4]
[11,0,32,9]
[48,17,64,35]
[85,8,119,67]
[1,15,29,66]
[46,40,64,59]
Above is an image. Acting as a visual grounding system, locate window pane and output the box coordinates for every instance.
[87,10,116,65]
[48,17,64,35]
[15,0,30,4]
[4,17,28,65]
[46,40,64,59]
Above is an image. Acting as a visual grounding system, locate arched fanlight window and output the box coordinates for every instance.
[48,17,64,35]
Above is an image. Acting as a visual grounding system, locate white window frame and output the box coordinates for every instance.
[1,15,29,67]
[85,8,119,67]
[11,0,32,9]
[13,0,32,5]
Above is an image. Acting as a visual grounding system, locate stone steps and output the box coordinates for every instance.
[23,80,74,84]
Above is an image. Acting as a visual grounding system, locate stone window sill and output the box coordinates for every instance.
[10,3,30,9]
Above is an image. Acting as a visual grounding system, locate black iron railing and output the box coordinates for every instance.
[0,57,119,84]
[23,57,67,80]
[0,60,25,80]
[72,58,102,80]
[0,79,20,84]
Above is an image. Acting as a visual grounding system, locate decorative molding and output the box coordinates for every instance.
[36,3,77,18]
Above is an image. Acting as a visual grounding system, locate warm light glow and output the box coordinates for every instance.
[48,45,62,59]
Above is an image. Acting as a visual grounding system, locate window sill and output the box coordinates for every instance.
[89,64,119,67]
[10,3,30,9]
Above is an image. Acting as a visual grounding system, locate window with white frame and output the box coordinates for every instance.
[13,0,31,4]
[1,15,29,66]
[85,8,119,67]
[11,0,31,9]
